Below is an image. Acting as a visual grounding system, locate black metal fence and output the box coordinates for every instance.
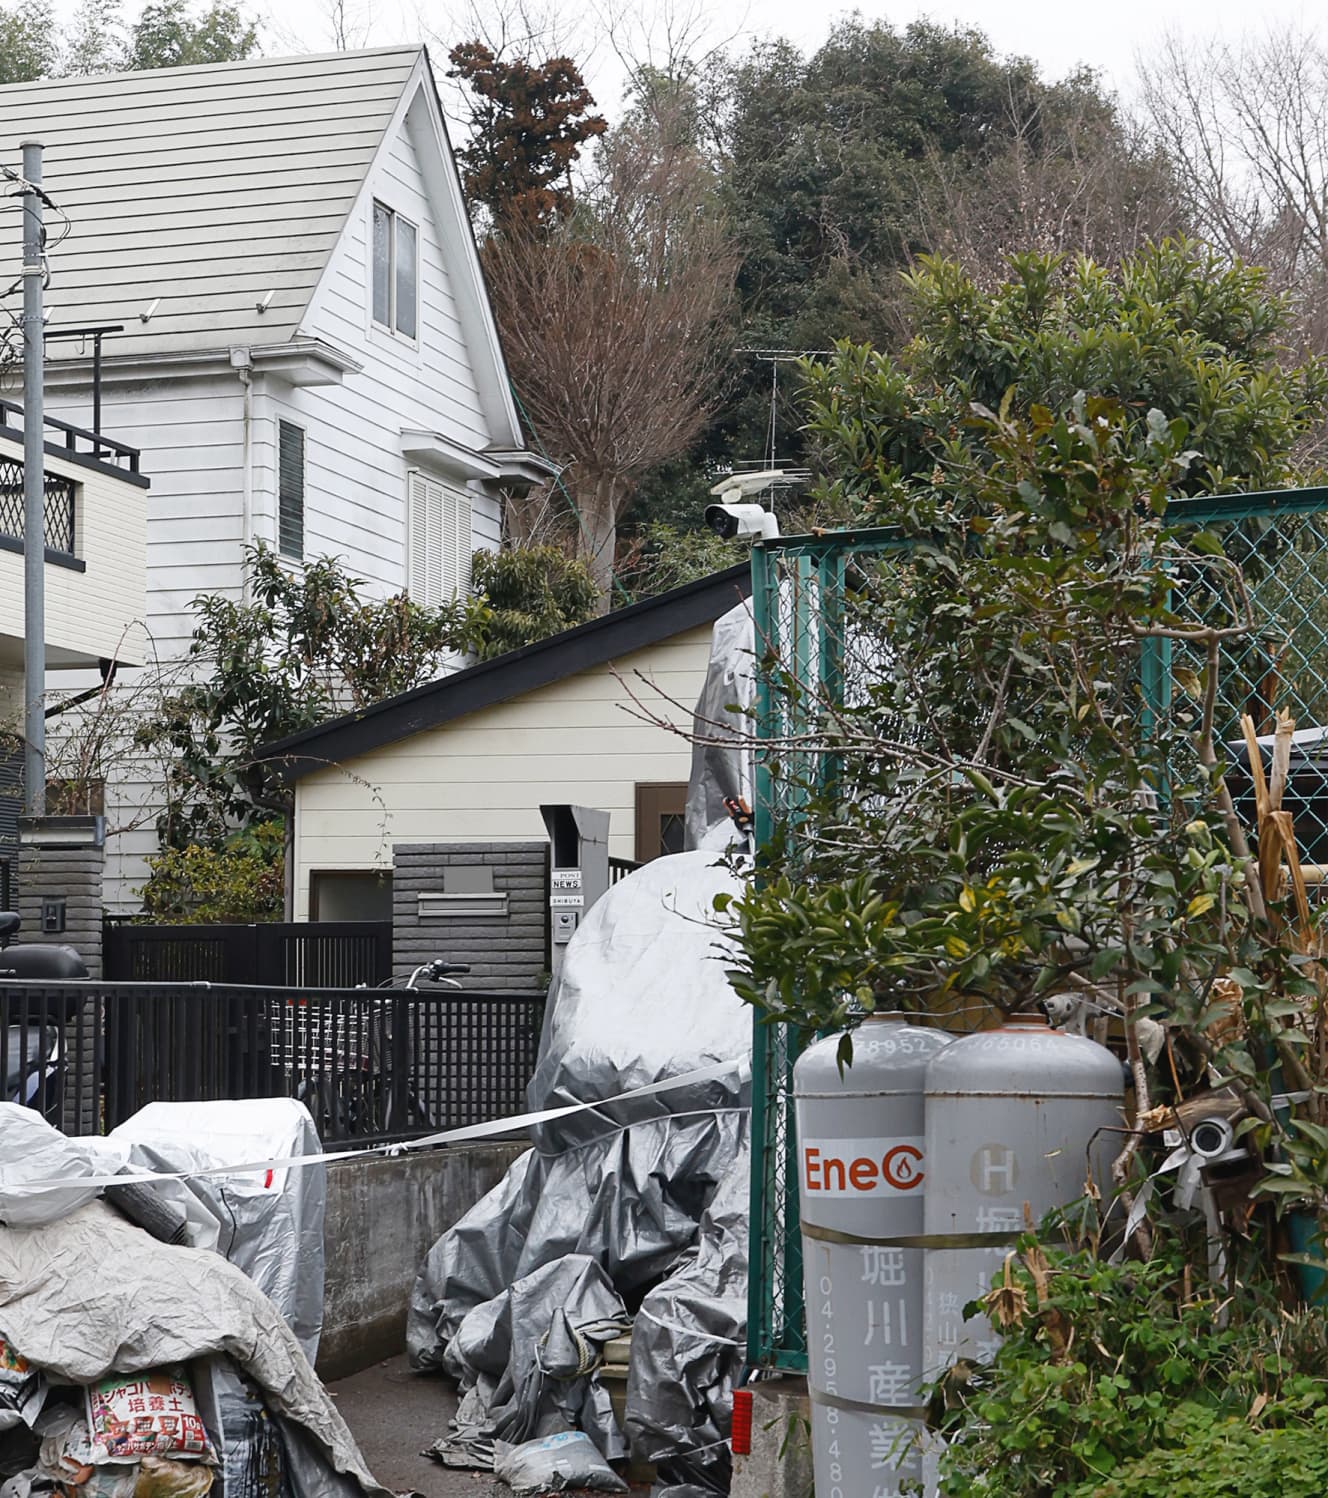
[103,922,392,988]
[0,979,544,1146]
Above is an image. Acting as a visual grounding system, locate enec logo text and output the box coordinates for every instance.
[803,1143,924,1193]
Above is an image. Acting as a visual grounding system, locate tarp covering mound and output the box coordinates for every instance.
[0,1104,383,1498]
[408,850,752,1495]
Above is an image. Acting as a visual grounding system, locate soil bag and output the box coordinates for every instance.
[492,1432,627,1495]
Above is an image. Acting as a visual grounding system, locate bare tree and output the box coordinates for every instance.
[917,70,1186,287]
[482,102,737,604]
[1140,26,1328,352]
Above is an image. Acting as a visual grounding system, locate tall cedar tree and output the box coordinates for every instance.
[447,41,606,229]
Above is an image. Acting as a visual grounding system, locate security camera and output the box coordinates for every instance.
[704,501,780,541]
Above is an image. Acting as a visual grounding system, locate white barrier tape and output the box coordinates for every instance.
[2,1059,752,1196]
[634,1305,746,1348]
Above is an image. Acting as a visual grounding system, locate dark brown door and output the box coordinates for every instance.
[635,782,689,862]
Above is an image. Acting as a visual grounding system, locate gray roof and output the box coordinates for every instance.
[0,47,423,360]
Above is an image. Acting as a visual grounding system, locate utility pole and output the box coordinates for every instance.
[19,141,45,820]
[20,140,44,819]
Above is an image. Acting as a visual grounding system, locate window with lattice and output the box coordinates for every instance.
[406,471,471,606]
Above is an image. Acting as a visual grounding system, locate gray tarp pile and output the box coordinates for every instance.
[408,849,753,1496]
[89,1099,327,1363]
[0,1104,384,1498]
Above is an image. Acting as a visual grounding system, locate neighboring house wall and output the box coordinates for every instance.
[42,374,246,909]
[0,438,148,667]
[45,375,242,661]
[291,623,716,919]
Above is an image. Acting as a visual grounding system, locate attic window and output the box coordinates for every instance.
[372,200,418,340]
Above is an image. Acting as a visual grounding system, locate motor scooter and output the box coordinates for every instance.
[0,911,88,1121]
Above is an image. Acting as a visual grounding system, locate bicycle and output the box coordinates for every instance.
[375,960,471,1135]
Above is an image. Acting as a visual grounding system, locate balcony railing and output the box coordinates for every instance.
[0,458,76,556]
[0,397,142,478]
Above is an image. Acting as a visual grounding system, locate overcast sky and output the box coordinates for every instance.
[250,0,1323,123]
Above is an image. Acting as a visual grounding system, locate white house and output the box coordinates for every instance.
[0,415,149,898]
[258,566,752,922]
[0,47,553,908]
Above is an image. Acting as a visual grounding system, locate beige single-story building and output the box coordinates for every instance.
[262,565,751,921]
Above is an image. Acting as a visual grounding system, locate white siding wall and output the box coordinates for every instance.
[39,85,507,910]
[0,437,148,669]
[45,374,246,660]
[291,625,715,920]
[270,93,502,589]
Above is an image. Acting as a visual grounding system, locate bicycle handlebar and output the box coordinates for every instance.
[403,959,471,990]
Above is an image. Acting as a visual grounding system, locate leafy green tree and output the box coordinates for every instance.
[0,0,57,82]
[139,820,285,924]
[630,19,1183,513]
[804,241,1328,517]
[138,543,485,850]
[721,241,1328,1037]
[58,0,133,74]
[124,0,257,70]
[0,0,256,80]
[616,522,739,603]
[471,545,597,658]
[447,40,606,230]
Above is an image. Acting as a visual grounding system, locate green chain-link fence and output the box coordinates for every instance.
[746,489,1328,1371]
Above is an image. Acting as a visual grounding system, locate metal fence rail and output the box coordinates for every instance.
[0,979,544,1146]
[747,491,1328,1373]
[103,921,392,988]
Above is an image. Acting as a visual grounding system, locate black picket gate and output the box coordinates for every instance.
[103,921,392,988]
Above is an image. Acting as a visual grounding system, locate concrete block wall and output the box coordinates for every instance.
[392,841,548,990]
[318,1139,528,1378]
[730,1380,814,1498]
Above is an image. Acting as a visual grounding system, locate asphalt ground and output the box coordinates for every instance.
[330,1354,653,1498]
[330,1355,495,1498]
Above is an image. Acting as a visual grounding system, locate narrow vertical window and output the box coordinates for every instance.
[371,201,392,327]
[371,200,419,340]
[278,420,305,560]
[395,217,418,338]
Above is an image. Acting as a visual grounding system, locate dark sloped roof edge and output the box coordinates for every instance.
[260,563,752,780]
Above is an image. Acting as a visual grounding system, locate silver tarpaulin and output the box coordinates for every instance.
[624,1138,750,1497]
[408,851,752,1494]
[683,600,755,855]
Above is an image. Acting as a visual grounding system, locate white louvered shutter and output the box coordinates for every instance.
[407,472,472,606]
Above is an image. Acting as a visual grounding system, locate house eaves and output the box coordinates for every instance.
[40,339,365,393]
[401,429,559,487]
[260,563,753,780]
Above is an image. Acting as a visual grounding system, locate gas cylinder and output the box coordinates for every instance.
[923,1013,1123,1376]
[794,1014,951,1498]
